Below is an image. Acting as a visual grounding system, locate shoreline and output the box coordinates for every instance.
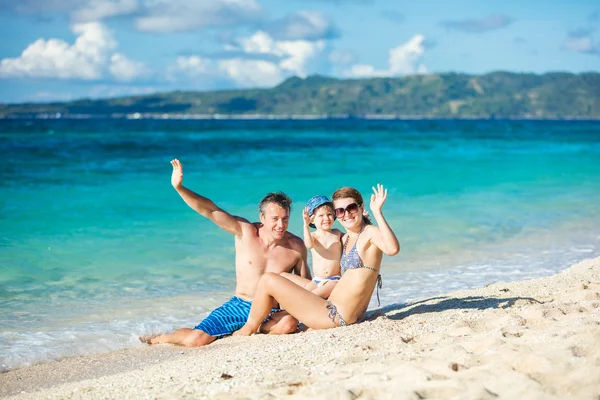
[2,257,599,399]
[3,114,600,121]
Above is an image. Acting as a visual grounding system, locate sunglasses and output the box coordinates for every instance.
[334,202,360,218]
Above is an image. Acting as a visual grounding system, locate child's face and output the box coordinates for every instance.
[313,206,335,231]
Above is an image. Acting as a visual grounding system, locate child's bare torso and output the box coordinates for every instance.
[311,229,342,278]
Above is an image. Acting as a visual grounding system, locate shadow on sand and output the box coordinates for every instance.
[364,294,544,322]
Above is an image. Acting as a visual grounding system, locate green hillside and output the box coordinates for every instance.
[2,72,599,118]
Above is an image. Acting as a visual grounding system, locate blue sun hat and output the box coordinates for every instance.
[306,195,335,228]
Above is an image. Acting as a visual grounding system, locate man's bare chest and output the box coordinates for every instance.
[258,249,297,273]
[237,243,297,272]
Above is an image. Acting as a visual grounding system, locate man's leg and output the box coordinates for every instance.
[147,328,216,347]
[150,296,251,343]
[142,296,249,345]
[259,311,298,335]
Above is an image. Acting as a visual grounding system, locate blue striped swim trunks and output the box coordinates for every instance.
[194,296,252,338]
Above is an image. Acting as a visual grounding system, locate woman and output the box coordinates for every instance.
[234,184,399,334]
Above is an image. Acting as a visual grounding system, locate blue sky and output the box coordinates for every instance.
[0,0,598,103]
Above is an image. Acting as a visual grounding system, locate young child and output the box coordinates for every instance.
[282,195,343,299]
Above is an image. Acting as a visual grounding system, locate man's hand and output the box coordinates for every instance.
[370,183,387,214]
[171,159,183,189]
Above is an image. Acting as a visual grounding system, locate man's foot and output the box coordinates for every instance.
[139,334,163,345]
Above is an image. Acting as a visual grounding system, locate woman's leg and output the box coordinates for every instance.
[311,280,337,299]
[280,272,312,287]
[234,273,337,335]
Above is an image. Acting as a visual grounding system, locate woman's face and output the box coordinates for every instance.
[333,197,362,230]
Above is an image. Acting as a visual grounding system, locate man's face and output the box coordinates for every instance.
[260,203,290,239]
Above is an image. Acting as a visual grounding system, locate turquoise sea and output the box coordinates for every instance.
[1,118,599,371]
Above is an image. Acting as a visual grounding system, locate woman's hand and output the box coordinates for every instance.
[368,183,399,256]
[170,159,183,189]
[370,183,387,214]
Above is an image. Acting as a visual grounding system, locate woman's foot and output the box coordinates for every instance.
[233,325,255,336]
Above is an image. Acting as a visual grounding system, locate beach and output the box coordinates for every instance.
[2,256,598,399]
[3,119,600,371]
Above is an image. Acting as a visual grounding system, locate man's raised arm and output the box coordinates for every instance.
[170,159,244,236]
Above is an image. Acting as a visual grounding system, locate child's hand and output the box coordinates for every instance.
[302,206,311,226]
[370,183,387,213]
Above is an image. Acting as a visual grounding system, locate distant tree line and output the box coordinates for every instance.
[1,72,599,118]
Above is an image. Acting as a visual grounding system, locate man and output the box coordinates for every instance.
[143,159,310,347]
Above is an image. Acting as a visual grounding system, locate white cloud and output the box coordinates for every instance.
[440,14,513,34]
[218,58,283,87]
[4,0,267,35]
[72,0,138,22]
[171,49,284,88]
[561,30,599,55]
[109,53,150,81]
[4,0,264,31]
[388,34,427,74]
[563,36,595,53]
[168,56,213,80]
[285,11,334,40]
[232,30,325,77]
[343,34,428,78]
[345,64,387,78]
[0,22,150,81]
[4,0,139,22]
[0,22,116,79]
[134,0,263,33]
[329,49,355,65]
[234,30,275,54]
[265,11,338,41]
[171,53,283,88]
[277,40,326,74]
[171,30,327,88]
[7,0,84,15]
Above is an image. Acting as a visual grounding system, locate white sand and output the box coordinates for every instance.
[2,257,599,399]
